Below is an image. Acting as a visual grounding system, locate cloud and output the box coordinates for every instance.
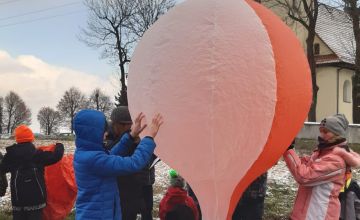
[0,51,32,74]
[0,50,118,133]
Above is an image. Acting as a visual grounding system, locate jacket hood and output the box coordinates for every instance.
[74,109,106,151]
[318,141,360,168]
[334,144,360,168]
[167,187,188,198]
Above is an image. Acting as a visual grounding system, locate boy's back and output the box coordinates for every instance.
[3,142,63,208]
[0,125,64,220]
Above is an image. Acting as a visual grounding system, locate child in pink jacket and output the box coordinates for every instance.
[284,114,360,220]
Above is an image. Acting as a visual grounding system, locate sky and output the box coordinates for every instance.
[0,0,184,133]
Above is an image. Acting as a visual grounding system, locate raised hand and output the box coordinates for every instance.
[130,112,147,138]
[144,113,164,138]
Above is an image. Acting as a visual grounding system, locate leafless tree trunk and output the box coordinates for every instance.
[344,0,360,123]
[4,91,32,134]
[95,92,100,111]
[0,97,3,134]
[11,102,31,133]
[264,0,320,121]
[89,88,113,116]
[57,87,87,134]
[5,93,15,134]
[37,107,61,135]
[80,0,137,106]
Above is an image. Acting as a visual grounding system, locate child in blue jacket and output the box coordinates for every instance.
[73,109,163,220]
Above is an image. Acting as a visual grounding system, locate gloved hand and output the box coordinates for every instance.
[342,145,351,152]
[287,140,295,150]
[55,143,64,149]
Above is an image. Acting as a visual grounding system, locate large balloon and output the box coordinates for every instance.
[128,0,312,219]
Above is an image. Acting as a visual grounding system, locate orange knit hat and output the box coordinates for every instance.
[14,125,34,143]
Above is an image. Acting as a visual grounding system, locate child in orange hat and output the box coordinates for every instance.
[0,125,64,220]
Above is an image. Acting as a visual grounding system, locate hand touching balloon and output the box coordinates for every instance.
[130,112,147,138]
[144,113,164,138]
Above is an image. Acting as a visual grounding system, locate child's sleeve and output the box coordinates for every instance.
[109,133,135,156]
[300,155,310,163]
[35,143,64,166]
[91,137,156,176]
[0,153,8,196]
[0,153,11,173]
[283,149,346,186]
[347,150,360,168]
[333,147,360,168]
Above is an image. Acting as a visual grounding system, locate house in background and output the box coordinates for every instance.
[264,3,355,122]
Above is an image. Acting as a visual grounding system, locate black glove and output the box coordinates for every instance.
[55,143,64,149]
[287,140,295,150]
[342,145,351,152]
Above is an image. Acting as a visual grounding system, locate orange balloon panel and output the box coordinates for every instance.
[43,154,76,220]
[227,1,312,219]
[38,145,77,220]
[128,0,311,219]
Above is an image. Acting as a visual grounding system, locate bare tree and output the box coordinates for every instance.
[3,91,32,134]
[0,97,3,134]
[11,102,31,133]
[4,93,16,134]
[37,107,62,135]
[57,87,87,134]
[88,88,113,116]
[264,0,320,121]
[129,0,175,38]
[80,0,137,106]
[80,0,175,106]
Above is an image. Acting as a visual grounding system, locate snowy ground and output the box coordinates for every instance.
[0,139,359,219]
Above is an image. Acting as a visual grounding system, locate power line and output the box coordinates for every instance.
[0,0,22,6]
[0,10,85,28]
[0,1,82,22]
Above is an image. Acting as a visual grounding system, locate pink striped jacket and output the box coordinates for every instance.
[284,143,360,220]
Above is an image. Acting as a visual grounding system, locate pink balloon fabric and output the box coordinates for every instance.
[129,0,276,219]
[128,0,311,219]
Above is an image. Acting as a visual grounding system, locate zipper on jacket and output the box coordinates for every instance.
[113,200,116,217]
[14,170,19,201]
[34,168,44,198]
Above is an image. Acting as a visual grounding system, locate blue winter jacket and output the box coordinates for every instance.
[73,110,156,220]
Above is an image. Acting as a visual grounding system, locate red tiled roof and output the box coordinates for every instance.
[315,54,342,64]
